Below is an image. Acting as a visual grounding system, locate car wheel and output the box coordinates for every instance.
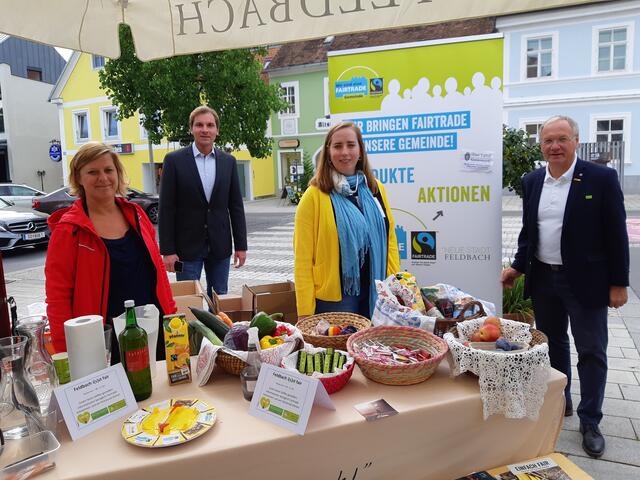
[146,204,159,224]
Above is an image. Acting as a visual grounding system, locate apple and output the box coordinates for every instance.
[478,324,501,342]
[470,332,483,342]
[483,316,502,330]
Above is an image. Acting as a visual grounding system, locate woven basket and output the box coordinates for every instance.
[296,312,371,350]
[431,300,485,337]
[448,325,548,348]
[346,326,448,386]
[217,350,247,375]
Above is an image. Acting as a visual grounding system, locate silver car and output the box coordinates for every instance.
[0,183,46,209]
[0,197,50,251]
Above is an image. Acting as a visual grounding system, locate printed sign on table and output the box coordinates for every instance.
[53,363,138,440]
[249,364,335,435]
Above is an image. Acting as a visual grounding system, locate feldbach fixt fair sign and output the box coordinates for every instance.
[328,34,503,307]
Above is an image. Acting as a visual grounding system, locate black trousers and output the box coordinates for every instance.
[530,260,608,426]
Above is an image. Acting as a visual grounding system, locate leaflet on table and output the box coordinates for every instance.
[486,453,591,480]
[249,364,335,435]
[53,363,138,440]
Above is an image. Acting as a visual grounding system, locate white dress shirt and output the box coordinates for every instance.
[535,155,577,265]
[192,143,216,202]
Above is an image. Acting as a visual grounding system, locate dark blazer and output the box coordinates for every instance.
[158,145,247,261]
[512,158,629,308]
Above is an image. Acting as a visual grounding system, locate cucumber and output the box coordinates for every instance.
[313,353,322,372]
[188,318,223,346]
[305,354,314,375]
[297,351,307,373]
[332,352,340,372]
[189,307,230,339]
[337,354,346,369]
[323,351,333,374]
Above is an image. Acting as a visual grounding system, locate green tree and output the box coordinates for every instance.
[502,125,543,198]
[98,25,286,158]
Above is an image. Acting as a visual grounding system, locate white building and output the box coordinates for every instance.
[0,35,66,192]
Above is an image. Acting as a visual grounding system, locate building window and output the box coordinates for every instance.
[595,118,624,143]
[26,68,42,81]
[526,36,553,78]
[523,123,544,145]
[0,108,4,133]
[597,27,628,72]
[92,55,106,69]
[139,113,148,141]
[101,107,120,141]
[73,110,90,143]
[278,81,299,118]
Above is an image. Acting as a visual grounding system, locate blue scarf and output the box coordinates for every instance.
[330,171,387,316]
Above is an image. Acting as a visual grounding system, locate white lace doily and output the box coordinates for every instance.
[444,318,550,420]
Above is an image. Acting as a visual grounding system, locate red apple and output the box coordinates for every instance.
[470,332,483,342]
[483,316,502,331]
[478,324,501,342]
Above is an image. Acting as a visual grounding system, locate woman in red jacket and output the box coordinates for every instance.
[45,142,175,361]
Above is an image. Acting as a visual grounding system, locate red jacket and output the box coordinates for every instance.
[46,198,176,353]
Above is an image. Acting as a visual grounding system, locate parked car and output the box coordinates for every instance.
[0,197,50,251]
[0,183,46,209]
[32,187,159,224]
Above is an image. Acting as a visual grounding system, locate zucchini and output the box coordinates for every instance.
[305,354,314,375]
[189,307,230,339]
[188,318,223,346]
[297,351,307,373]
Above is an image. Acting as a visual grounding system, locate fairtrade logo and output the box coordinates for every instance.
[334,76,368,98]
[411,231,436,260]
[370,77,383,95]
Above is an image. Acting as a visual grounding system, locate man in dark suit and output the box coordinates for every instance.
[501,115,629,458]
[159,105,247,297]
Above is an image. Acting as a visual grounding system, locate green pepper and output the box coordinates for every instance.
[249,311,277,338]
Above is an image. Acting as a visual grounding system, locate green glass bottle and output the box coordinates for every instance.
[119,300,152,401]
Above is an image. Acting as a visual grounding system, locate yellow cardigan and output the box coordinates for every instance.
[293,180,401,316]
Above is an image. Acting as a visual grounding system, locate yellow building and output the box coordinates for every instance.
[49,52,275,198]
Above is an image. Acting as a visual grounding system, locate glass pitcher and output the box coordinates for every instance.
[15,316,56,411]
[0,336,41,439]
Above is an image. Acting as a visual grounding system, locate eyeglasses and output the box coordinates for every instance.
[542,136,576,147]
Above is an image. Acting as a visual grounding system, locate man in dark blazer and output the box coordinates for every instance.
[501,115,629,458]
[159,106,247,297]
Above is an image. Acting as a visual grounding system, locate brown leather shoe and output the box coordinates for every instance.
[580,423,605,458]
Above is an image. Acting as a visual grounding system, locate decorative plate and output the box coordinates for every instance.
[121,398,216,448]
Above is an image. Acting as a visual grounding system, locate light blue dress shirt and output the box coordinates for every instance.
[192,143,216,202]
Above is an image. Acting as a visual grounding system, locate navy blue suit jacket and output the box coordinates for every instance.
[158,146,247,261]
[512,159,629,308]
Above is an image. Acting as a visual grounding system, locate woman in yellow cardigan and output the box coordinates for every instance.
[294,122,400,318]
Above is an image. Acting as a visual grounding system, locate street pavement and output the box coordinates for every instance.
[4,194,639,477]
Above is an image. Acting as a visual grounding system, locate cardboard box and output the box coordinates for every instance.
[170,280,214,321]
[217,294,253,323]
[243,281,297,324]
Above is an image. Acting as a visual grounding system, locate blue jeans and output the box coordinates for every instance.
[176,252,231,297]
[530,260,608,426]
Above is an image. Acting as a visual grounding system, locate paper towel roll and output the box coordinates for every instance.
[64,315,107,380]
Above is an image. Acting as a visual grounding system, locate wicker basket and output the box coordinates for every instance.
[431,300,485,337]
[346,326,448,386]
[448,325,548,348]
[217,350,247,375]
[296,312,371,350]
